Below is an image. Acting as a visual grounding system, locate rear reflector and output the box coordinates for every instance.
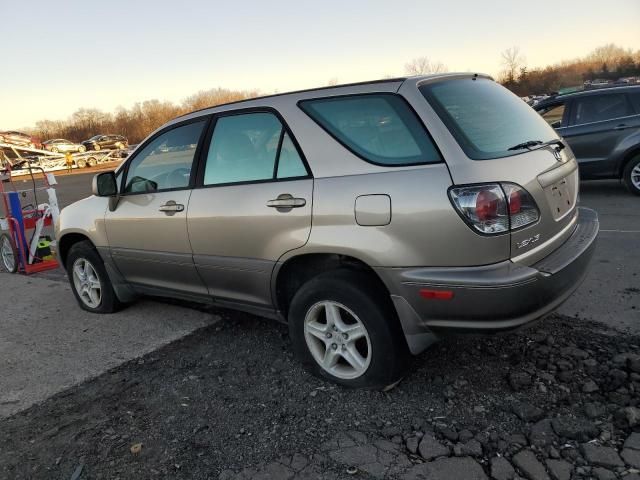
[419,289,454,300]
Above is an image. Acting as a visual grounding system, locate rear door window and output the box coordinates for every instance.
[299,94,442,166]
[570,93,632,125]
[626,91,640,114]
[203,112,309,186]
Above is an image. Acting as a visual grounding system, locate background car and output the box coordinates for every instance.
[534,85,640,194]
[42,139,86,153]
[0,131,37,149]
[81,135,128,151]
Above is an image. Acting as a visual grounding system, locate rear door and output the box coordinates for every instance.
[187,109,312,309]
[104,118,209,297]
[561,91,636,178]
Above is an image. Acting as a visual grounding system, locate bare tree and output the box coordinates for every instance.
[501,46,526,83]
[404,57,448,76]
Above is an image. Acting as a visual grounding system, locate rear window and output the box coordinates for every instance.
[299,94,442,166]
[420,78,559,160]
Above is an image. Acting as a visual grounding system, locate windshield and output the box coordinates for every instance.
[420,77,559,160]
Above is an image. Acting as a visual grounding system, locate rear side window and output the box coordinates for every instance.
[420,78,559,160]
[570,93,632,125]
[299,94,442,166]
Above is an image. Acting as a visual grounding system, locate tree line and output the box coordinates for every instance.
[30,88,258,144]
[26,44,639,144]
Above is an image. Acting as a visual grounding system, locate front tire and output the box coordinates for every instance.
[66,241,122,313]
[78,145,86,153]
[623,154,640,196]
[93,144,101,151]
[288,270,409,389]
[51,147,59,153]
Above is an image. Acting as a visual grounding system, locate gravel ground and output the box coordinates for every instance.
[2,309,640,480]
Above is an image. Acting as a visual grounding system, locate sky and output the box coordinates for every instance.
[1,0,638,130]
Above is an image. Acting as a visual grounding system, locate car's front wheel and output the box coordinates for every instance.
[288,270,409,389]
[78,145,86,153]
[623,154,640,196]
[66,241,122,313]
[93,144,101,151]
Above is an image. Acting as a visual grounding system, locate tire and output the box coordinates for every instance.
[87,157,96,167]
[51,147,59,153]
[622,154,640,196]
[78,145,86,153]
[0,233,18,273]
[77,158,87,168]
[288,269,409,389]
[94,144,101,151]
[66,241,122,313]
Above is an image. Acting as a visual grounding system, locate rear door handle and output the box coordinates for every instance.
[159,200,184,215]
[614,124,629,131]
[266,194,306,210]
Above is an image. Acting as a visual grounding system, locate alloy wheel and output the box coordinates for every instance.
[631,163,640,191]
[303,300,372,379]
[72,258,102,308]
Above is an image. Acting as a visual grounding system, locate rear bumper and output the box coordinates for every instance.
[376,207,599,354]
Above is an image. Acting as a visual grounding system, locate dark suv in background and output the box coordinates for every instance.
[81,134,128,151]
[535,85,640,194]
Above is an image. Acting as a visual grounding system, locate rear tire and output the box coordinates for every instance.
[0,233,18,273]
[78,145,86,153]
[51,147,59,153]
[623,154,640,196]
[94,144,101,151]
[77,158,87,168]
[66,241,123,313]
[288,269,409,389]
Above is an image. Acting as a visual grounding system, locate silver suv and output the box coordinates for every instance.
[57,74,599,388]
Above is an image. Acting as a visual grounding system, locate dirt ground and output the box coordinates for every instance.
[2,310,640,479]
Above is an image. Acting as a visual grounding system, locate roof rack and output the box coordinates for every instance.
[174,77,408,119]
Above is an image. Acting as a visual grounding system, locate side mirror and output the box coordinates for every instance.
[92,171,118,197]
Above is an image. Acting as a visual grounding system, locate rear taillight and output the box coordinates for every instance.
[449,183,539,235]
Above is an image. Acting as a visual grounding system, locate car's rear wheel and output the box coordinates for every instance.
[66,241,122,313]
[94,144,101,151]
[288,269,409,389]
[87,157,97,167]
[78,145,86,153]
[623,154,640,196]
[0,233,18,273]
[77,158,87,168]
[51,147,59,153]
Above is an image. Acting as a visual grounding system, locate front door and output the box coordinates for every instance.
[187,111,313,309]
[105,118,209,297]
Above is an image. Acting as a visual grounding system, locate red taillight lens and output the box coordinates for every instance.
[508,190,522,214]
[420,289,454,300]
[475,190,500,220]
[449,183,539,235]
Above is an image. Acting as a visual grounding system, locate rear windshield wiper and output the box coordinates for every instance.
[508,139,565,152]
[507,140,543,151]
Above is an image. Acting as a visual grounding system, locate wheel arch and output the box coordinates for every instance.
[273,252,393,320]
[58,232,94,267]
[618,145,640,178]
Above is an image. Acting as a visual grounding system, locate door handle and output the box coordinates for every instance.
[614,124,629,131]
[159,200,184,215]
[266,194,306,210]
